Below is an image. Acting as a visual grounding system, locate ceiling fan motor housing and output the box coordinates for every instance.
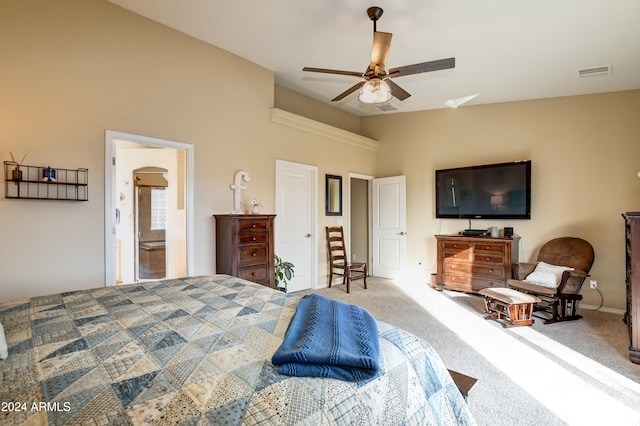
[367,7,384,21]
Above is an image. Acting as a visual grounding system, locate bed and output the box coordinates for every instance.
[0,274,475,425]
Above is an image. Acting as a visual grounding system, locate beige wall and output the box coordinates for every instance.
[362,90,640,311]
[2,0,637,312]
[275,84,361,135]
[0,0,376,301]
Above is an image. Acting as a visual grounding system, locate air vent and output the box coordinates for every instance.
[578,65,611,78]
[376,104,398,111]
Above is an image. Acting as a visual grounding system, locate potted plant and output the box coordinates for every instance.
[274,254,295,292]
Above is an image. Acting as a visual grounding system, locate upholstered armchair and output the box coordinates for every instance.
[507,237,595,324]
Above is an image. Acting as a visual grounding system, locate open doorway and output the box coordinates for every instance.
[134,168,169,281]
[105,131,194,286]
[348,173,373,270]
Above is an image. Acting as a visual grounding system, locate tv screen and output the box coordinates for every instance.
[435,160,531,219]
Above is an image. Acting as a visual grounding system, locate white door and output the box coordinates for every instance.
[275,160,318,292]
[372,175,407,278]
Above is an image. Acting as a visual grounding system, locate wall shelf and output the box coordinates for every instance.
[4,161,88,201]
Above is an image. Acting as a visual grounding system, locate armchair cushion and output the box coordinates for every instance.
[507,278,558,296]
[523,261,575,289]
[512,262,536,280]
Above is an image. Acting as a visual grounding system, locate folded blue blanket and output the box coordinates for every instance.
[271,294,380,382]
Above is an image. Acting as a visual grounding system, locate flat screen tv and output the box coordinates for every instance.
[435,160,531,219]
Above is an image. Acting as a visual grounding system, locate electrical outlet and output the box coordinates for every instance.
[352,254,356,261]
[590,280,597,289]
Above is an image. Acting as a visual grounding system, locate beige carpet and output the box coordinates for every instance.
[296,277,640,426]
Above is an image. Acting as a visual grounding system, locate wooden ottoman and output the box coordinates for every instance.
[479,287,541,328]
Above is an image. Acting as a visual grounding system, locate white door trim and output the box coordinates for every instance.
[275,159,318,290]
[105,130,195,286]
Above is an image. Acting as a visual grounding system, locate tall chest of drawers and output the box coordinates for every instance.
[435,235,520,294]
[214,214,276,288]
[623,212,640,364]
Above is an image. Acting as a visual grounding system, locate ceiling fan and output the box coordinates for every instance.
[303,7,455,104]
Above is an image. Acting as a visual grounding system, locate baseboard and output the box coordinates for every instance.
[580,304,625,315]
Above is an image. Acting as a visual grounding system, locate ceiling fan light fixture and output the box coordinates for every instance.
[358,79,392,104]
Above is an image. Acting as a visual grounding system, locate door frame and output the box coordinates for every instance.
[105,130,195,286]
[275,159,318,291]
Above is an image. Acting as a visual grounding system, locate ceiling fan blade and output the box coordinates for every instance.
[331,81,365,101]
[388,57,455,77]
[368,31,392,74]
[385,79,411,101]
[303,67,363,77]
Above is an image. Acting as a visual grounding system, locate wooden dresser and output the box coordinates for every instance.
[623,212,640,364]
[214,214,276,288]
[435,234,520,294]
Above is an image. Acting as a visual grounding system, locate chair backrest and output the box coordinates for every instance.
[326,226,347,264]
[537,237,595,273]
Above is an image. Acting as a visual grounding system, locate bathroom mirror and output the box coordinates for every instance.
[325,174,342,216]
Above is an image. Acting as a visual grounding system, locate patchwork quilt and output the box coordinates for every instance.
[0,275,475,425]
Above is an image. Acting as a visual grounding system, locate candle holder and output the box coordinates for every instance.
[12,166,22,181]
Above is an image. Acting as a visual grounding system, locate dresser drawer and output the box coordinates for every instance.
[473,242,505,254]
[238,265,269,283]
[238,245,268,265]
[443,261,504,278]
[472,253,506,264]
[443,273,503,291]
[443,249,472,262]
[238,219,270,232]
[238,233,268,244]
[469,276,504,291]
[444,241,472,251]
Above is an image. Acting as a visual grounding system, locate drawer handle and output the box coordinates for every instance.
[453,254,457,258]
[252,224,256,228]
[489,269,493,273]
[251,272,257,276]
[252,252,257,257]
[252,237,257,241]
[486,257,490,261]
[486,246,490,250]
[449,265,455,269]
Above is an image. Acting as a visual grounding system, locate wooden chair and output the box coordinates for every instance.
[507,237,595,324]
[326,226,367,293]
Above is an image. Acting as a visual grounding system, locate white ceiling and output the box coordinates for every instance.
[108,0,640,116]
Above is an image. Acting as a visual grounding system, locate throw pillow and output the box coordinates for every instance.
[524,261,574,288]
